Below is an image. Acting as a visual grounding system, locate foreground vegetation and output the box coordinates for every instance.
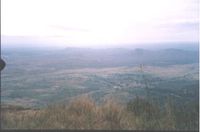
[2,96,198,130]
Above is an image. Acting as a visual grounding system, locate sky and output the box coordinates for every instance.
[1,0,199,48]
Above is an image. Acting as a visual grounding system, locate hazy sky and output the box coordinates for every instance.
[1,0,199,48]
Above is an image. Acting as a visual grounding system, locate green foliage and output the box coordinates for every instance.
[127,96,159,118]
[127,96,162,130]
[126,96,198,130]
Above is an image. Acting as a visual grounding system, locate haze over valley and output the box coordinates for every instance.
[1,0,199,130]
[1,45,199,107]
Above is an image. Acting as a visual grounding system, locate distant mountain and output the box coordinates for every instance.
[61,47,198,66]
[123,42,199,51]
[2,47,198,71]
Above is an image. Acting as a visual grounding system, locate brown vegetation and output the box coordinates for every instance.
[1,95,198,130]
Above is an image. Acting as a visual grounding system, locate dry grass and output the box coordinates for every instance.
[1,96,198,130]
[2,96,129,129]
